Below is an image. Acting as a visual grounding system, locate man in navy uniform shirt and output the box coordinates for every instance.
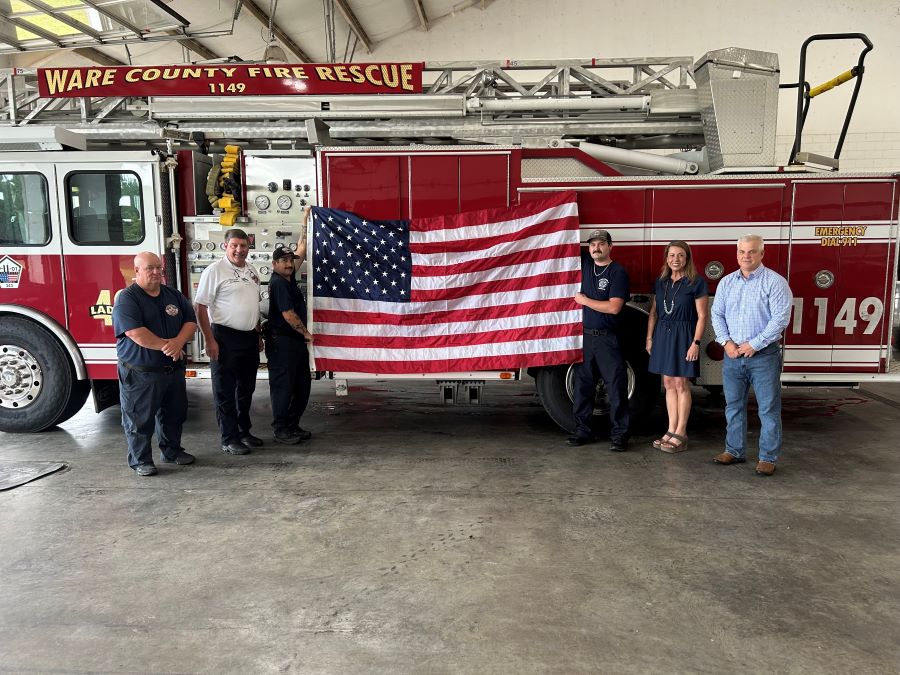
[113,252,197,476]
[568,229,631,451]
[265,211,314,445]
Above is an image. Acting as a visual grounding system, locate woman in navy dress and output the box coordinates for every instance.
[645,240,709,452]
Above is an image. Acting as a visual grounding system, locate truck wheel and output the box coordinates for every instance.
[52,379,91,427]
[534,355,659,433]
[0,317,80,432]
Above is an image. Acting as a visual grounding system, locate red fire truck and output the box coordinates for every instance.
[0,34,897,433]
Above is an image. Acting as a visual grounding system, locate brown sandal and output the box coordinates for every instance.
[652,432,674,449]
[659,433,688,453]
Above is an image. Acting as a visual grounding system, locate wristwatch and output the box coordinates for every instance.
[694,340,701,346]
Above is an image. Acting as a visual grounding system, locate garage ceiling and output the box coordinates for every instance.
[0,0,490,65]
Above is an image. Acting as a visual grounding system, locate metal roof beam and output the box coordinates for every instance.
[0,9,64,47]
[412,0,428,30]
[72,47,126,67]
[15,0,104,41]
[334,0,372,54]
[240,0,313,63]
[164,30,219,61]
[0,35,25,51]
[78,0,144,37]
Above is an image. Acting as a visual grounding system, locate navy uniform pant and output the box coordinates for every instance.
[572,331,630,441]
[210,324,260,444]
[265,333,312,433]
[118,365,188,468]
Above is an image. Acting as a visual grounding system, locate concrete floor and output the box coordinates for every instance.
[1,377,899,674]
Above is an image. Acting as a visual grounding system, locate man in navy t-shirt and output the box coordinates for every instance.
[567,229,631,450]
[112,252,197,476]
[265,235,314,445]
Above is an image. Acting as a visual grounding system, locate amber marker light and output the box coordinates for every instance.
[185,370,197,378]
[500,372,514,379]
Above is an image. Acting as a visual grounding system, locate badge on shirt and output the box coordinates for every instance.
[598,278,610,291]
[165,304,179,316]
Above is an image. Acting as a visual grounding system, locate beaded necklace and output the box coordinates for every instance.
[662,276,684,315]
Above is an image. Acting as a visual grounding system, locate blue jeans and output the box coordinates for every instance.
[722,343,783,463]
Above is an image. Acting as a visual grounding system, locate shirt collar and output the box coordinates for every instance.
[742,263,767,281]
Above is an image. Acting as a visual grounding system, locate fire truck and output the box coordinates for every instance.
[0,33,897,434]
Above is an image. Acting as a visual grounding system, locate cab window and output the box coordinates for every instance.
[67,171,145,245]
[0,173,51,246]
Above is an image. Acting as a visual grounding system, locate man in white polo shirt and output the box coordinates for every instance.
[194,228,264,455]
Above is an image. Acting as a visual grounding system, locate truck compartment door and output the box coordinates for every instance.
[785,181,895,373]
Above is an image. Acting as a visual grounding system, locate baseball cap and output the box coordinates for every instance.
[273,247,297,261]
[587,229,612,244]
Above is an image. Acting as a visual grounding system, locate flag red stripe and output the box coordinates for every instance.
[314,322,580,350]
[315,348,584,374]
[410,191,577,232]
[312,296,580,327]
[409,215,578,254]
[412,242,579,277]
[410,270,580,302]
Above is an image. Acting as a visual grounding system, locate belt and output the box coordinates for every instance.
[584,329,610,336]
[267,325,296,337]
[123,362,181,374]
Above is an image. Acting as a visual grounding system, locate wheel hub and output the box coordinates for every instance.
[565,362,636,415]
[0,344,42,409]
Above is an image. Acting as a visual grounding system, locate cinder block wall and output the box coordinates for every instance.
[776,132,900,172]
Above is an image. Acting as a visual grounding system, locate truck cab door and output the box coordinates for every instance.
[56,155,162,380]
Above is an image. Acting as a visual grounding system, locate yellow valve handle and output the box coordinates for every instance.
[809,68,857,98]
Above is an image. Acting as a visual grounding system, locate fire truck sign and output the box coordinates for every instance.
[0,256,22,289]
[36,63,424,98]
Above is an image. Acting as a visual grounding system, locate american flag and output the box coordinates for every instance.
[310,191,583,374]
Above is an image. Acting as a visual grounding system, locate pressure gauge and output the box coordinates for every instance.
[262,291,270,300]
[206,242,216,250]
[254,195,271,210]
[260,266,269,275]
[277,195,293,210]
[289,243,298,251]
[190,240,201,251]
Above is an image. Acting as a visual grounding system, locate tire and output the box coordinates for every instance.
[534,311,661,433]
[51,378,91,427]
[0,317,80,432]
[535,365,577,432]
[535,356,659,434]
